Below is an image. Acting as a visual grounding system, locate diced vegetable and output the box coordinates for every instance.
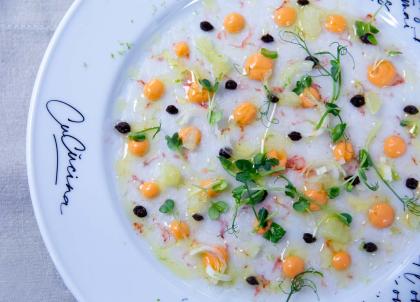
[365,91,382,115]
[196,37,231,78]
[159,163,183,187]
[279,61,313,88]
[297,6,322,40]
[318,216,351,244]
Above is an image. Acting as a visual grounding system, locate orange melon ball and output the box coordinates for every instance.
[325,15,347,33]
[174,41,190,58]
[224,13,246,33]
[333,141,355,162]
[144,79,165,101]
[367,60,397,88]
[244,53,274,81]
[274,7,297,27]
[128,139,150,157]
[233,102,258,127]
[169,220,190,240]
[368,202,395,229]
[282,255,305,278]
[383,135,406,158]
[332,251,352,271]
[139,181,160,199]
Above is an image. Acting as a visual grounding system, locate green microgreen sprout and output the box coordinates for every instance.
[351,149,420,216]
[280,269,324,302]
[199,78,222,126]
[159,199,175,214]
[208,201,229,220]
[128,123,162,141]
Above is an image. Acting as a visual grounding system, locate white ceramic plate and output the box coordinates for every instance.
[27,0,420,301]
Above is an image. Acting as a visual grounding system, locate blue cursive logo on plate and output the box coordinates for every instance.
[393,256,420,301]
[46,100,86,214]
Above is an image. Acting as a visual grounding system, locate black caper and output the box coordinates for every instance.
[303,233,317,243]
[133,205,147,218]
[200,21,214,32]
[360,34,373,45]
[403,105,419,115]
[261,34,274,43]
[166,105,179,115]
[219,147,233,159]
[225,80,238,90]
[345,175,360,186]
[350,94,366,108]
[268,93,279,103]
[246,276,259,286]
[305,55,320,68]
[288,131,302,141]
[363,242,378,253]
[114,122,131,134]
[406,178,419,190]
[297,0,310,5]
[192,213,204,221]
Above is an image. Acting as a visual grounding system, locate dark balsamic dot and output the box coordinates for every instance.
[268,93,279,103]
[192,213,204,221]
[133,205,147,218]
[363,242,378,253]
[403,105,419,115]
[225,80,238,90]
[305,55,320,68]
[288,131,302,141]
[345,175,360,186]
[350,94,366,108]
[246,276,259,286]
[406,178,419,190]
[200,21,214,32]
[166,105,179,115]
[303,233,317,244]
[114,122,131,134]
[360,34,372,45]
[219,147,233,159]
[261,34,274,43]
[297,0,310,5]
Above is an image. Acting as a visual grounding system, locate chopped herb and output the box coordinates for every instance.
[327,187,340,199]
[292,75,312,95]
[263,222,286,243]
[199,78,219,93]
[355,20,380,45]
[159,199,175,214]
[331,123,347,143]
[165,132,183,153]
[128,124,161,141]
[208,201,229,220]
[260,48,278,59]
[386,50,402,57]
[336,212,352,226]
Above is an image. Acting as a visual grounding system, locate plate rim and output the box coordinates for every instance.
[26,0,84,300]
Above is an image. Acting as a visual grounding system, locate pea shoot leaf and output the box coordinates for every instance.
[292,75,313,95]
[159,199,175,214]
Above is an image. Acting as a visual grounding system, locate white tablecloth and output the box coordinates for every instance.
[0,1,76,301]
